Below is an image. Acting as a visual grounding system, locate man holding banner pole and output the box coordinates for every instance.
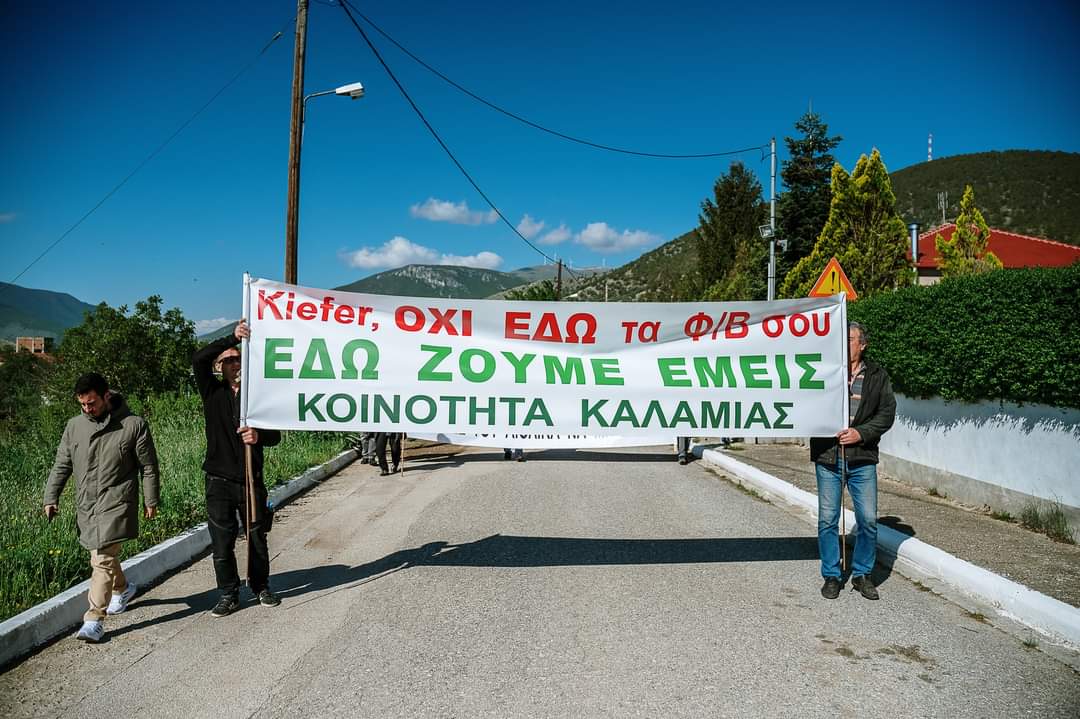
[811,321,896,601]
[193,319,282,617]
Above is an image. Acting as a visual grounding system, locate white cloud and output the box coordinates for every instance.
[193,317,232,335]
[439,251,503,269]
[575,222,661,253]
[410,198,498,225]
[0,213,15,223]
[340,236,503,270]
[341,236,438,268]
[539,224,571,245]
[516,214,546,239]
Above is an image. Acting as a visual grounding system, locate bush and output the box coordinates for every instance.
[849,263,1080,408]
[1020,500,1076,544]
[50,295,197,404]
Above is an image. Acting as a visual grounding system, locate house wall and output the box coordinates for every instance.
[878,394,1080,524]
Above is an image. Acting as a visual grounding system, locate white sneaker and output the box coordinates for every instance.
[106,582,137,615]
[75,620,104,643]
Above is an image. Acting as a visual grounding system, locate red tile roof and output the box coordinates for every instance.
[909,224,1080,270]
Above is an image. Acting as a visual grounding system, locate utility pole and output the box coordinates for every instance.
[284,0,309,285]
[767,137,777,301]
[555,259,563,300]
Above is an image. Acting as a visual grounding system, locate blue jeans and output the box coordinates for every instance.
[816,457,878,578]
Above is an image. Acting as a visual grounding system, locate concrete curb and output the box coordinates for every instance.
[696,446,1080,651]
[0,448,357,668]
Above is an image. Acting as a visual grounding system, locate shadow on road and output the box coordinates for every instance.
[106,532,869,627]
[263,534,821,609]
[107,587,219,638]
[869,515,916,585]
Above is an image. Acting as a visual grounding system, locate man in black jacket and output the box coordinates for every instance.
[193,319,282,617]
[813,322,896,601]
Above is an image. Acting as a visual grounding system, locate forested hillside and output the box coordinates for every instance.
[891,150,1080,244]
[565,230,699,302]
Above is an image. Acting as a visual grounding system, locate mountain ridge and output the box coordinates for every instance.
[0,283,97,341]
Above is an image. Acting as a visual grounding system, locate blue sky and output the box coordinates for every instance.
[2,0,1078,333]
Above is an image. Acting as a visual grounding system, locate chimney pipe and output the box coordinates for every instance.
[909,223,920,283]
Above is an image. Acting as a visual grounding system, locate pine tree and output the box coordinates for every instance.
[778,111,842,272]
[695,162,767,291]
[505,279,558,301]
[702,235,769,301]
[780,149,912,298]
[935,185,1003,278]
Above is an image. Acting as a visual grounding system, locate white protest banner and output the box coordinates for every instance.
[240,276,848,443]
[408,432,673,449]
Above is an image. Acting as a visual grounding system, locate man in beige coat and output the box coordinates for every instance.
[44,372,160,642]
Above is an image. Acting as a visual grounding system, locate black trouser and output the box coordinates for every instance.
[205,474,271,597]
[375,432,402,472]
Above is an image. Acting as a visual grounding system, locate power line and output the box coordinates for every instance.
[338,1,580,277]
[342,0,767,160]
[2,18,293,293]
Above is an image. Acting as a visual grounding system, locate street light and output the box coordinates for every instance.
[304,82,365,115]
[300,82,365,142]
[284,81,365,285]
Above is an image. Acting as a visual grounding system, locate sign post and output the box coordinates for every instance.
[808,258,855,570]
[809,257,857,300]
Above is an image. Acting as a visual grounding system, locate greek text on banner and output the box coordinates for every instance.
[240,277,848,444]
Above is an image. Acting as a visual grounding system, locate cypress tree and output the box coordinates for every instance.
[781,149,912,298]
[936,185,1003,278]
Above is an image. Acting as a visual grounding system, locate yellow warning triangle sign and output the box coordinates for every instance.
[808,257,858,299]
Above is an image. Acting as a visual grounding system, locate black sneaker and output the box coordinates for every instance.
[257,589,281,607]
[821,577,842,599]
[851,575,880,600]
[678,454,688,465]
[503,450,513,460]
[211,595,240,617]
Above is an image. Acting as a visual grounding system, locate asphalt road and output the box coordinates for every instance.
[2,447,1078,718]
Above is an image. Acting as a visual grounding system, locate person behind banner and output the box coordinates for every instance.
[44,373,160,643]
[813,321,896,601]
[675,437,691,465]
[375,432,403,475]
[193,319,282,617]
[358,432,377,465]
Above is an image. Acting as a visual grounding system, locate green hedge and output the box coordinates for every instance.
[849,263,1080,408]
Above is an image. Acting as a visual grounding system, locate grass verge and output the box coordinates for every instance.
[1019,500,1077,544]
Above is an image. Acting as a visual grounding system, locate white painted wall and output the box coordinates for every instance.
[879,394,1080,510]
